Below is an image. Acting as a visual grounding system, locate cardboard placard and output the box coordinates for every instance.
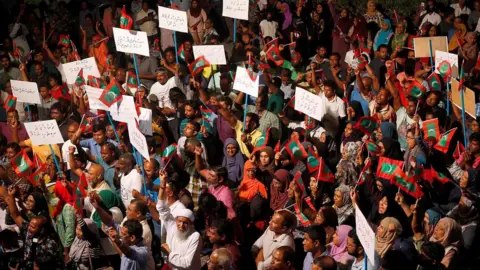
[24,120,65,145]
[222,0,249,20]
[61,57,101,85]
[157,6,188,33]
[232,66,259,97]
[113,27,150,57]
[128,119,150,161]
[355,205,376,267]
[192,45,227,65]
[413,36,448,58]
[294,87,326,121]
[451,78,476,119]
[10,80,41,104]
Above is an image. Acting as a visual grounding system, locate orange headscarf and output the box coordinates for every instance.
[238,160,268,201]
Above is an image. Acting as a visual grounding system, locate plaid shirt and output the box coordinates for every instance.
[247,105,282,141]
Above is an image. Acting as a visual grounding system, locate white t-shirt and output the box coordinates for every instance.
[149,76,180,120]
[135,9,158,36]
[420,12,442,26]
[61,139,90,170]
[120,169,143,208]
[451,3,471,17]
[320,92,346,119]
[259,20,278,39]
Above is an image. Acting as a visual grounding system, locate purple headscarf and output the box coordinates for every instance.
[222,138,244,184]
[329,225,354,263]
[282,3,292,30]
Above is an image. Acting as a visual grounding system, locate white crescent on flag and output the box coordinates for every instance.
[383,164,394,174]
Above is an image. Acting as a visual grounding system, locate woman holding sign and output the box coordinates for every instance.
[187,0,207,45]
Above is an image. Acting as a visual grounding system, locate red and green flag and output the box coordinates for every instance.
[3,95,16,112]
[162,143,178,161]
[293,171,307,198]
[294,204,311,226]
[392,167,424,199]
[285,135,308,162]
[266,44,284,66]
[188,56,210,77]
[252,128,271,155]
[357,158,372,186]
[264,37,279,49]
[288,42,301,62]
[377,156,404,181]
[366,140,380,155]
[28,163,47,186]
[78,173,88,197]
[177,44,188,62]
[317,157,334,183]
[458,62,465,91]
[99,79,123,107]
[11,150,34,177]
[453,142,465,159]
[354,48,368,70]
[74,69,85,87]
[422,118,440,141]
[437,61,451,81]
[407,80,427,99]
[306,147,320,173]
[274,140,281,153]
[120,6,133,30]
[427,73,442,92]
[80,116,93,133]
[70,40,81,61]
[354,115,379,136]
[434,128,457,153]
[200,106,216,124]
[153,38,160,51]
[430,168,450,184]
[126,71,138,89]
[58,34,70,47]
[87,75,106,88]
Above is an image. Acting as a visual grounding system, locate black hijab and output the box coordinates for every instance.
[381,137,403,161]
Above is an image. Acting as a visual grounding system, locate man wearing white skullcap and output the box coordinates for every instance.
[156,171,202,270]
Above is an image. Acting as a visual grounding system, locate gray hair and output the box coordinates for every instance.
[212,248,233,269]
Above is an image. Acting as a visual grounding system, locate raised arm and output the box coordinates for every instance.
[365,63,380,91]
[89,191,114,226]
[217,107,238,128]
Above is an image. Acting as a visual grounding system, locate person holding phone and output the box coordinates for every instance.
[135,1,158,43]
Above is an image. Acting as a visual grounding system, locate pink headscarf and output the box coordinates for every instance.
[281,3,292,30]
[329,225,354,263]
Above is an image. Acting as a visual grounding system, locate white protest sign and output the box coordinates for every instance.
[139,108,152,136]
[222,0,249,20]
[10,80,41,104]
[294,87,325,121]
[128,119,150,161]
[24,120,65,145]
[113,27,150,57]
[157,6,188,33]
[85,85,110,111]
[61,57,101,84]
[110,95,138,122]
[435,50,459,78]
[355,205,376,267]
[193,45,227,65]
[233,66,259,97]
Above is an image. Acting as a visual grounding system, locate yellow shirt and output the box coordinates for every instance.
[234,121,262,158]
[24,139,63,164]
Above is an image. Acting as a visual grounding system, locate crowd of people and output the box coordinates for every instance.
[0,0,480,269]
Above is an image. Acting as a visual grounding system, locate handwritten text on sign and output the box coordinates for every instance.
[157,6,188,33]
[232,66,259,97]
[223,0,249,20]
[24,120,65,145]
[128,120,150,161]
[61,57,101,84]
[355,205,376,266]
[193,45,227,65]
[294,87,326,121]
[10,80,42,104]
[113,27,150,57]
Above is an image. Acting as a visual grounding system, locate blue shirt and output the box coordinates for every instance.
[120,242,149,270]
[98,159,118,191]
[303,251,328,270]
[350,88,370,116]
[80,138,119,160]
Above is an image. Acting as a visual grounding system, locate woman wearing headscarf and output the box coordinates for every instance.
[336,159,358,188]
[378,137,403,161]
[377,122,399,141]
[375,217,403,258]
[221,138,244,187]
[187,0,208,44]
[327,1,352,59]
[429,217,463,269]
[404,129,427,175]
[270,169,291,212]
[333,185,354,225]
[447,195,478,250]
[348,15,368,49]
[314,206,339,244]
[412,207,442,252]
[346,101,365,122]
[308,3,331,53]
[363,0,384,26]
[390,21,408,52]
[237,160,268,202]
[256,147,275,189]
[279,3,293,36]
[448,18,467,53]
[459,167,480,198]
[327,225,355,265]
[69,217,106,269]
[459,32,478,74]
[373,19,393,52]
[340,126,362,155]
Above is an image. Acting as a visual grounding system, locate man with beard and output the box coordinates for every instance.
[49,101,78,141]
[157,171,202,270]
[347,230,374,270]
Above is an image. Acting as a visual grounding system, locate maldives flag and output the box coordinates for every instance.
[28,163,47,186]
[252,128,271,155]
[354,115,379,136]
[255,58,271,70]
[285,136,308,162]
[294,171,307,198]
[117,122,127,134]
[78,173,88,197]
[366,140,380,155]
[392,167,424,199]
[354,48,368,69]
[458,62,465,91]
[437,61,451,81]
[274,140,281,153]
[294,204,311,226]
[11,150,34,177]
[453,142,465,159]
[286,96,295,108]
[407,80,427,99]
[200,106,216,124]
[357,158,372,186]
[177,44,187,62]
[87,75,106,88]
[99,79,124,107]
[70,40,81,61]
[266,45,284,66]
[153,38,160,51]
[3,95,16,112]
[58,34,70,47]
[430,167,450,184]
[80,116,93,133]
[317,157,334,183]
[264,37,279,49]
[120,6,133,30]
[288,42,301,62]
[126,71,138,89]
[377,156,404,181]
[162,143,178,161]
[188,56,210,77]
[74,69,85,87]
[422,118,440,141]
[427,73,442,92]
[434,128,457,153]
[306,147,320,173]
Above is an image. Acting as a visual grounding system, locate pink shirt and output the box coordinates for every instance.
[208,184,236,219]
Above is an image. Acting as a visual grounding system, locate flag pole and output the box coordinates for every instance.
[428,40,434,73]
[242,94,249,132]
[460,82,467,147]
[106,112,121,144]
[446,76,450,115]
[49,145,62,177]
[233,19,237,43]
[174,31,179,64]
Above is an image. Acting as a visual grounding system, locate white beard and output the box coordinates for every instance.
[176,227,193,240]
